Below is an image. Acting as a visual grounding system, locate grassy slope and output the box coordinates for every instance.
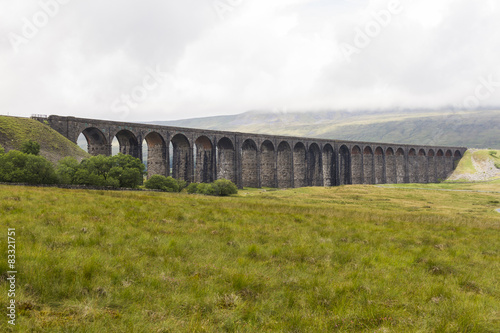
[154,109,500,148]
[0,116,89,163]
[450,149,500,181]
[0,184,498,332]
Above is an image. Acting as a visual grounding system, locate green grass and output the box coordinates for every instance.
[0,183,499,332]
[0,116,89,163]
[452,150,477,175]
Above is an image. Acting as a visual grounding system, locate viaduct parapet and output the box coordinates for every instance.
[35,115,467,188]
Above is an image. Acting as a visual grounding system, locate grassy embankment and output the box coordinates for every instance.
[0,182,499,332]
[0,116,89,163]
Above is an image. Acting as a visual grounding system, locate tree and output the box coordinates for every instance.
[0,144,4,155]
[21,140,41,155]
[56,156,80,184]
[0,151,57,184]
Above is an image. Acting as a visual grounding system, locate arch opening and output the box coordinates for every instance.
[351,146,362,184]
[293,143,307,188]
[339,145,351,185]
[144,132,167,178]
[195,136,213,183]
[114,130,140,159]
[386,147,396,184]
[170,134,191,182]
[241,139,258,188]
[374,147,384,184]
[322,144,336,186]
[217,137,236,183]
[408,148,418,183]
[277,142,292,188]
[308,143,322,186]
[363,146,374,184]
[261,140,276,188]
[79,127,110,156]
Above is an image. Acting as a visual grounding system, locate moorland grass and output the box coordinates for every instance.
[0,183,498,332]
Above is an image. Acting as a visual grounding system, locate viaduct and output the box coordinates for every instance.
[35,115,467,189]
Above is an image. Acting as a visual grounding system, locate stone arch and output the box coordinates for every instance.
[195,136,213,183]
[396,148,405,183]
[114,129,140,159]
[363,146,374,184]
[385,147,396,184]
[293,142,307,188]
[408,148,418,183]
[322,144,336,186]
[80,127,109,156]
[171,133,191,182]
[339,145,351,185]
[261,140,276,188]
[418,149,428,183]
[427,149,437,183]
[308,143,323,186]
[351,145,362,184]
[374,147,384,184]
[444,149,454,179]
[241,139,258,187]
[436,149,445,181]
[277,141,292,188]
[144,132,167,178]
[217,137,236,183]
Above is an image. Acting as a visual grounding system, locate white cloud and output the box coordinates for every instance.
[0,0,499,121]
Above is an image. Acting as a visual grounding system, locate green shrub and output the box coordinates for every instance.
[21,140,41,155]
[144,175,180,192]
[57,154,145,188]
[176,178,187,192]
[0,150,57,184]
[185,179,238,196]
[56,157,80,184]
[197,183,216,195]
[0,144,4,155]
[212,179,238,196]
[186,182,199,194]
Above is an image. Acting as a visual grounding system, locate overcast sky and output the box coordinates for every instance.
[1,0,499,121]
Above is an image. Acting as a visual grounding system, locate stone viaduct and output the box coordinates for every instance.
[36,115,467,188]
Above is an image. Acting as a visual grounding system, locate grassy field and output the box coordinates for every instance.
[0,183,499,332]
[0,116,89,163]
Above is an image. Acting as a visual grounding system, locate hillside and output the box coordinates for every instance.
[151,109,500,148]
[0,116,89,163]
[0,183,498,332]
[449,149,500,182]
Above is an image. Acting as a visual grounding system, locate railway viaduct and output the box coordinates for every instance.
[35,115,467,188]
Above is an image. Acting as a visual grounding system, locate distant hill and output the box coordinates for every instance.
[0,116,89,163]
[150,109,500,148]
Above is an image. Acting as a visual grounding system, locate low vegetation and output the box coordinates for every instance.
[0,182,498,332]
[186,179,238,196]
[144,175,187,192]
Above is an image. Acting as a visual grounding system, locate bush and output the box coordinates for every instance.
[185,179,238,196]
[197,183,216,196]
[144,175,180,192]
[212,179,238,196]
[56,157,80,184]
[0,150,57,184]
[186,182,199,194]
[0,144,4,155]
[21,140,41,155]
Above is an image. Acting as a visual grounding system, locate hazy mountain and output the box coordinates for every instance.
[149,109,500,149]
